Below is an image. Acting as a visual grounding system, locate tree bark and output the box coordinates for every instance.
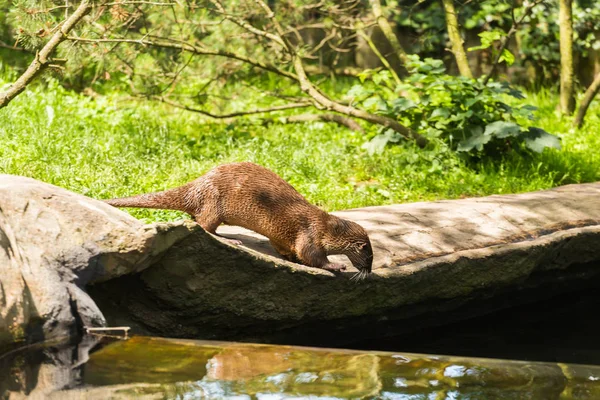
[357,28,401,85]
[292,56,427,147]
[559,0,575,115]
[0,1,92,109]
[574,72,600,128]
[369,0,408,66]
[441,0,473,79]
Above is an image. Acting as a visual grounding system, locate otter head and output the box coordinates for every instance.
[324,216,373,276]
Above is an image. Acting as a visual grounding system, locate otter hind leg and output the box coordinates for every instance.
[195,214,242,246]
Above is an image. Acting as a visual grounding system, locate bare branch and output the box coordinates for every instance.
[0,0,93,109]
[574,72,600,128]
[442,0,473,78]
[103,1,178,5]
[208,0,286,47]
[369,0,408,65]
[152,96,312,119]
[307,28,337,56]
[357,27,401,85]
[0,40,31,53]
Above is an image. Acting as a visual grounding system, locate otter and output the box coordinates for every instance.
[104,162,373,277]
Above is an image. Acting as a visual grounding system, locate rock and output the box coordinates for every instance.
[0,175,198,350]
[90,182,600,345]
[2,174,600,349]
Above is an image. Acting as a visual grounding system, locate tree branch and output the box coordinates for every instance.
[357,27,401,85]
[482,0,544,85]
[559,0,575,115]
[574,72,600,128]
[0,40,31,53]
[441,0,473,78]
[369,0,408,65]
[152,96,312,119]
[251,0,428,147]
[0,0,92,109]
[208,0,286,47]
[66,36,298,80]
[282,113,364,132]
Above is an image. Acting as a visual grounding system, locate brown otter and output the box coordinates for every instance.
[104,162,373,276]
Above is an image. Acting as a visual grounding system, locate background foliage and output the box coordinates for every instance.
[1,0,599,217]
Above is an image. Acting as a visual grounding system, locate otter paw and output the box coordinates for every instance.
[224,238,243,246]
[322,263,347,272]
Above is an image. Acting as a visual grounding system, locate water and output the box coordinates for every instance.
[2,335,600,399]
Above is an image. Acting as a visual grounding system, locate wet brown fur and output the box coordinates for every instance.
[104,162,373,273]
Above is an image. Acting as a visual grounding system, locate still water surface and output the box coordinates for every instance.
[2,335,600,399]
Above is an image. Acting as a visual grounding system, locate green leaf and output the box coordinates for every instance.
[347,84,371,99]
[392,98,416,112]
[499,49,515,66]
[430,108,450,119]
[362,129,403,155]
[373,70,392,85]
[484,121,521,138]
[468,30,504,52]
[523,127,561,153]
[457,126,490,152]
[363,96,387,112]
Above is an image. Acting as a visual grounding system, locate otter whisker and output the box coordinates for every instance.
[350,269,370,283]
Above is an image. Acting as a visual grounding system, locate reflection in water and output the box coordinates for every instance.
[2,335,600,399]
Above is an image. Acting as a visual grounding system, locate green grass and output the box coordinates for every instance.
[1,77,599,223]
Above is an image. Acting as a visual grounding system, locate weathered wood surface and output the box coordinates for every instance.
[2,174,600,349]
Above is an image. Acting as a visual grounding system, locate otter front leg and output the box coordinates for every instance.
[296,239,346,272]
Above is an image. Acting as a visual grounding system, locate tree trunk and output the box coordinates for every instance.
[574,72,600,128]
[357,28,401,85]
[559,0,575,115]
[441,0,473,79]
[369,0,408,66]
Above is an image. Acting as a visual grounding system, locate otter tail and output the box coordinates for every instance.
[104,185,191,212]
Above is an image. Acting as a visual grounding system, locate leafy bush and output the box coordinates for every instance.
[346,56,560,157]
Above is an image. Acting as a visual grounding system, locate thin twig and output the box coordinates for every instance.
[153,96,312,118]
[482,0,546,85]
[0,40,30,53]
[357,28,401,85]
[208,0,285,47]
[67,36,298,80]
